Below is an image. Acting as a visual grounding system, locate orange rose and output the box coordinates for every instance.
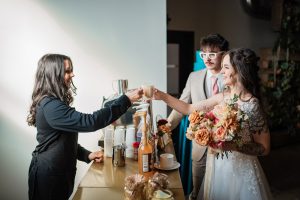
[223,118,232,129]
[188,111,202,124]
[223,117,238,133]
[194,128,211,146]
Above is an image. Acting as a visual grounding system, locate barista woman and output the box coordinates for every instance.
[27,54,143,200]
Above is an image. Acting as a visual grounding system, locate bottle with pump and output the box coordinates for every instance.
[137,111,154,179]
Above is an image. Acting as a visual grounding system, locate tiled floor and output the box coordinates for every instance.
[259,142,300,200]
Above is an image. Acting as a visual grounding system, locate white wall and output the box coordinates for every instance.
[167,0,278,53]
[0,0,166,199]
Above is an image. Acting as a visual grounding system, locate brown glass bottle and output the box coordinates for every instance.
[138,121,154,179]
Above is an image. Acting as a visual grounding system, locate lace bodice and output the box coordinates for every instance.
[221,97,268,144]
[240,98,268,143]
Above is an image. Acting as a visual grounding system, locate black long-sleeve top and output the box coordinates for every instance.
[33,95,131,170]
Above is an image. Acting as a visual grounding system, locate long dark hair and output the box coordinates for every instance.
[226,48,261,100]
[27,54,76,126]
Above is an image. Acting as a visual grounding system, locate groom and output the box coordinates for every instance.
[167,33,229,200]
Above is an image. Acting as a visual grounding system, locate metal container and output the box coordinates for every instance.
[112,144,126,167]
[112,79,128,95]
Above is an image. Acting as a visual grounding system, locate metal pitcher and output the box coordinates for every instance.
[112,144,126,167]
[112,79,128,95]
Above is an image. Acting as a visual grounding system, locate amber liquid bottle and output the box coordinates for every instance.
[138,116,154,179]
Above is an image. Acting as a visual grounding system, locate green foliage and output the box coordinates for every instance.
[262,0,300,134]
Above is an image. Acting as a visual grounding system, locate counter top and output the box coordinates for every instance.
[73,154,184,200]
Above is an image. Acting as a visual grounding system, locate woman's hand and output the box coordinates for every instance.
[222,141,238,152]
[152,88,192,115]
[125,88,143,103]
[152,88,166,101]
[88,150,104,163]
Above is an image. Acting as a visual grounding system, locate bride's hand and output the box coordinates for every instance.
[152,88,166,101]
[222,141,238,151]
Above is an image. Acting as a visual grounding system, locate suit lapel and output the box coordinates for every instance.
[190,69,208,102]
[198,69,208,99]
[203,71,208,99]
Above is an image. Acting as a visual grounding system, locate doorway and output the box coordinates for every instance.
[167,30,194,115]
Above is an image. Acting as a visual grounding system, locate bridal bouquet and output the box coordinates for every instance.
[186,95,248,158]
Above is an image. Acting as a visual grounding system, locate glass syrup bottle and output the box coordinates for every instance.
[138,112,154,179]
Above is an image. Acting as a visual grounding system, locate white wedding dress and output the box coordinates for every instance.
[197,98,273,200]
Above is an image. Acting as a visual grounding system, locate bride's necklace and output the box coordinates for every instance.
[238,91,253,102]
[228,90,253,102]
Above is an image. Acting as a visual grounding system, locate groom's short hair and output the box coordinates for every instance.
[200,33,229,51]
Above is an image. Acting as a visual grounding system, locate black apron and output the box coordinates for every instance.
[28,150,75,200]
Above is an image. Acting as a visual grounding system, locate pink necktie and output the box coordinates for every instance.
[211,76,219,95]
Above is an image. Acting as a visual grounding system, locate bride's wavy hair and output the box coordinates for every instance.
[226,48,261,100]
[27,54,77,126]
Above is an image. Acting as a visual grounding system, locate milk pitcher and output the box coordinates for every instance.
[112,144,126,167]
[112,79,128,95]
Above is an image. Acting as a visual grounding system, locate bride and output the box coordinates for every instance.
[153,48,273,200]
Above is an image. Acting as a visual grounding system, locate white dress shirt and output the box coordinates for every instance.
[205,70,223,97]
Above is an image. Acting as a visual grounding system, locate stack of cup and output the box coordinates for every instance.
[125,124,136,158]
[114,125,125,146]
[104,125,114,157]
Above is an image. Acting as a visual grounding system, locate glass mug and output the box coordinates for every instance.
[141,84,154,99]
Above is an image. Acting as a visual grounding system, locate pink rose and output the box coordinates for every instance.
[205,111,216,121]
[213,126,227,142]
